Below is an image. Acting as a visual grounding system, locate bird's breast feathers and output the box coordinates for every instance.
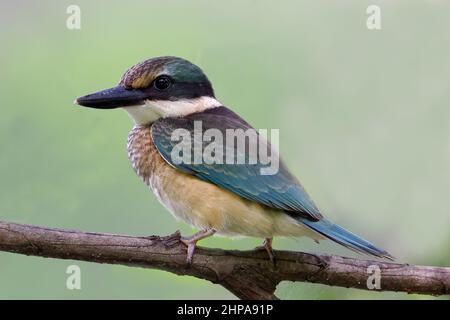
[126,123,319,239]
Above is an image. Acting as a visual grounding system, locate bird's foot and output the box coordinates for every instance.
[255,237,276,265]
[180,228,216,264]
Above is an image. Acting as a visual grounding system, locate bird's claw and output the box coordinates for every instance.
[180,229,216,265]
[180,237,196,264]
[255,237,276,265]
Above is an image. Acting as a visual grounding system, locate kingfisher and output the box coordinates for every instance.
[75,56,393,263]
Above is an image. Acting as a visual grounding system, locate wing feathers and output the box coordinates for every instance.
[151,106,323,221]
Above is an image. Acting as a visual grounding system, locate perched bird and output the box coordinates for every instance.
[76,56,393,263]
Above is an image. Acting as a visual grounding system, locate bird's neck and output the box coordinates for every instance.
[124,96,222,125]
[127,124,164,185]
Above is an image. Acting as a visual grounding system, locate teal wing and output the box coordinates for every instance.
[151,106,322,221]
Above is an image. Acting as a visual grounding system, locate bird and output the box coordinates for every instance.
[75,56,393,264]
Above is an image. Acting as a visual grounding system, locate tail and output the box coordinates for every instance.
[301,218,394,260]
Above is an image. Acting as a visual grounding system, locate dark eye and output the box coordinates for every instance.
[153,76,172,90]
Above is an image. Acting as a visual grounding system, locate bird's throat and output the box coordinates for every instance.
[124,96,222,125]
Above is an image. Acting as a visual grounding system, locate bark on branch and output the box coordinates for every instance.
[0,220,448,299]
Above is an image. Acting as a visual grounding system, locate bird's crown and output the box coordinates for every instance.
[120,56,212,92]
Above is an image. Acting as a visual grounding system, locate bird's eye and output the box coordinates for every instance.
[153,76,172,90]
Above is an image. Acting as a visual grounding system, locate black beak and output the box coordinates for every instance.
[75,86,149,109]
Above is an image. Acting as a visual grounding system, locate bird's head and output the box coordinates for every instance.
[75,56,219,124]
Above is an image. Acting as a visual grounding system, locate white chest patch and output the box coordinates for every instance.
[124,96,222,125]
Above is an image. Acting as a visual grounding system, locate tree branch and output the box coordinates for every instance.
[0,220,448,299]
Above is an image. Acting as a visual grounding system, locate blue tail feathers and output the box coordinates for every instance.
[301,218,394,260]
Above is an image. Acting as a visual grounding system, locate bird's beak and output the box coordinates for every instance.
[75,85,149,109]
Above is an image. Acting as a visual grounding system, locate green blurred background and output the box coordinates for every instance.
[0,0,449,299]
